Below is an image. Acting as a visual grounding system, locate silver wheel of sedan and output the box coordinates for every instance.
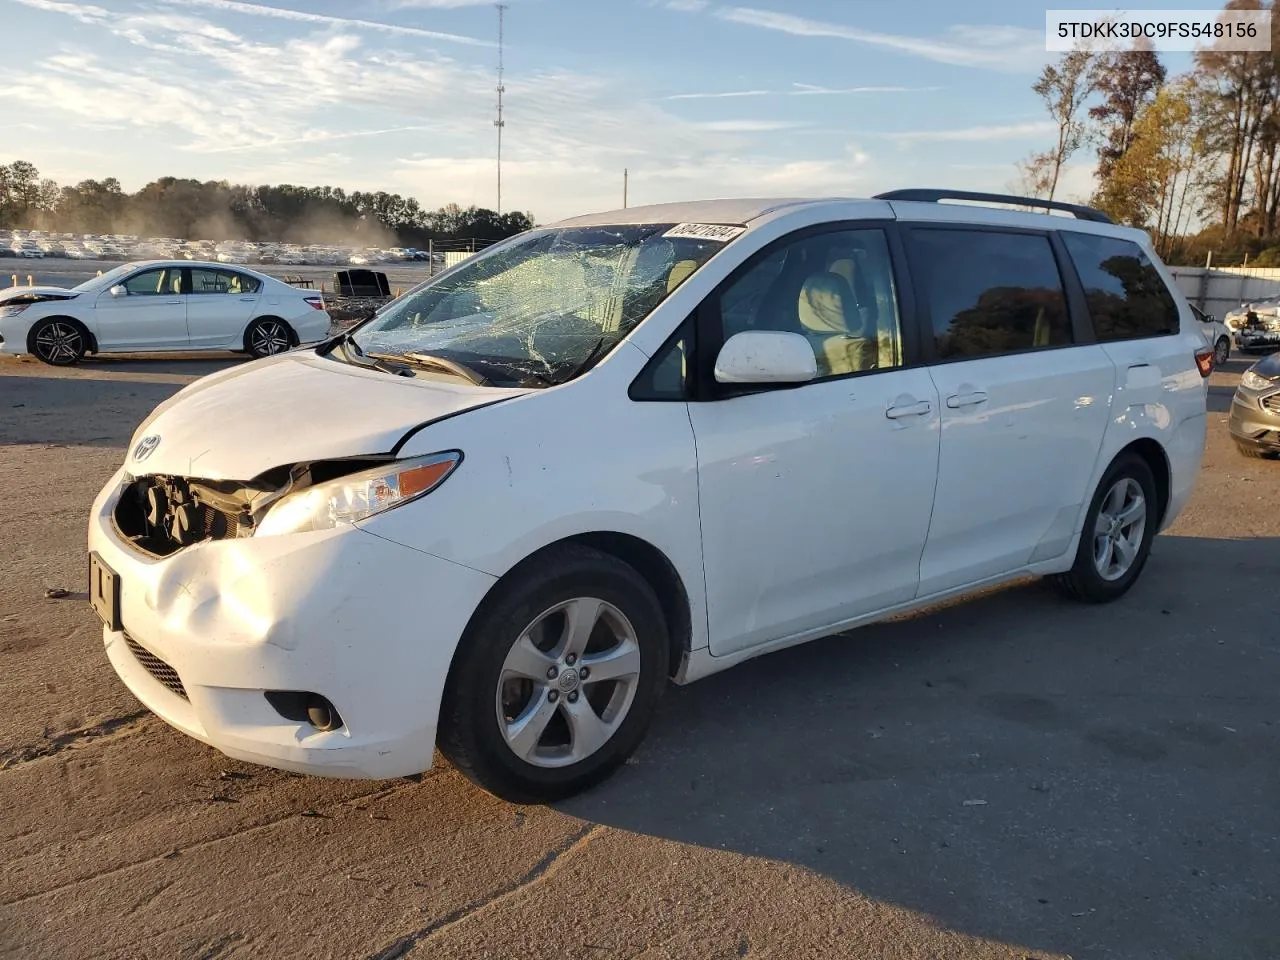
[31,319,85,366]
[246,318,292,358]
[495,597,642,769]
[1092,477,1147,582]
[1214,337,1230,366]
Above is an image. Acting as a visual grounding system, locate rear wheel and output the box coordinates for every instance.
[438,545,669,804]
[244,317,295,359]
[1214,337,1230,366]
[1051,453,1158,603]
[28,317,87,366]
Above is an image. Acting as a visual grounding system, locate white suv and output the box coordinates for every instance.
[87,190,1212,802]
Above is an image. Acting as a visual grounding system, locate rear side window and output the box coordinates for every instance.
[910,229,1072,360]
[1060,232,1178,341]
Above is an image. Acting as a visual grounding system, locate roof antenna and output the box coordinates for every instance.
[494,3,507,217]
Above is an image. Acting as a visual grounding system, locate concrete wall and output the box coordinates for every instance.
[1166,266,1280,318]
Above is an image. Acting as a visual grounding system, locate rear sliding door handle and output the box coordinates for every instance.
[946,391,988,408]
[886,400,932,420]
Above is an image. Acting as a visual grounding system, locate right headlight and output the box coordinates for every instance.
[256,451,462,537]
[1240,369,1272,392]
[0,304,30,319]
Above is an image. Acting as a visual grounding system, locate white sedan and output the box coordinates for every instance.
[0,260,331,365]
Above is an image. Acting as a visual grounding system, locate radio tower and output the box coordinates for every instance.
[494,3,507,216]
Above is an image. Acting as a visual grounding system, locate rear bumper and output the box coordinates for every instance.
[89,467,497,779]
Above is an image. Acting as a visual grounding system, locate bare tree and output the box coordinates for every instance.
[1032,49,1097,199]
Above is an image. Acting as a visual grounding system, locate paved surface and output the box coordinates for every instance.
[0,351,1277,960]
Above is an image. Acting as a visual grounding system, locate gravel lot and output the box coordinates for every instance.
[1,351,1277,960]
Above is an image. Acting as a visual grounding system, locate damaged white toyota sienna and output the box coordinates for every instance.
[88,191,1211,803]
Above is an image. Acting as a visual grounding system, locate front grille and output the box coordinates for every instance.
[1262,394,1280,414]
[124,633,188,700]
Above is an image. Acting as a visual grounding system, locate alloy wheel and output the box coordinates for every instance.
[33,322,83,363]
[1214,338,1230,366]
[495,597,642,769]
[250,320,290,356]
[1092,478,1147,582]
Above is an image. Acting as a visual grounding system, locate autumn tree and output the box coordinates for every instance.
[1089,45,1167,180]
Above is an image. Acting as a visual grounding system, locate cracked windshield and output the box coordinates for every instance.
[348,224,726,387]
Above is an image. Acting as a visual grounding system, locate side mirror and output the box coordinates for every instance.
[109,285,127,297]
[714,331,817,385]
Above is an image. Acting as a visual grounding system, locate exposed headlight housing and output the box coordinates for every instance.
[255,451,462,536]
[0,304,30,318]
[1240,369,1273,391]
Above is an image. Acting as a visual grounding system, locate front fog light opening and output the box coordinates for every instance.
[265,690,345,732]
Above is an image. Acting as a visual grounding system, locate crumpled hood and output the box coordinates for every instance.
[126,350,529,481]
[0,285,79,304]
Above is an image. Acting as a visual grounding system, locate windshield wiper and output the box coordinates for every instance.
[329,334,413,376]
[370,351,491,386]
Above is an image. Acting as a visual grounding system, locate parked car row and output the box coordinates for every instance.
[0,229,451,267]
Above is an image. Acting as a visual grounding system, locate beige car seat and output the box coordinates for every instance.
[828,256,898,368]
[797,272,877,376]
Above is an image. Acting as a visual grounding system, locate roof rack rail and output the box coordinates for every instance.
[872,188,1114,224]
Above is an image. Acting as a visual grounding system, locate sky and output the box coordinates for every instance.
[0,0,1201,223]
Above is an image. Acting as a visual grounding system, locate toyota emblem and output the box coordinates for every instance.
[132,435,161,462]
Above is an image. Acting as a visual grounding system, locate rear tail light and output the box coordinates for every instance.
[304,296,326,311]
[1194,347,1214,378]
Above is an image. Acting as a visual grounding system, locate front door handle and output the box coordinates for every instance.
[239,297,258,302]
[946,391,988,408]
[886,400,932,420]
[166,299,183,305]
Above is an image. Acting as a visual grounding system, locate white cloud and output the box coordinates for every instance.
[661,0,709,10]
[156,0,492,45]
[664,83,939,100]
[3,0,898,220]
[696,119,810,132]
[882,121,1057,143]
[716,7,1044,71]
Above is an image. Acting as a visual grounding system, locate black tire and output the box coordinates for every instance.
[27,317,88,366]
[1050,453,1159,604]
[243,317,295,359]
[1234,439,1278,460]
[1214,337,1230,366]
[438,544,670,804]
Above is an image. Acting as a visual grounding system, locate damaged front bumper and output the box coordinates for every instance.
[88,467,497,779]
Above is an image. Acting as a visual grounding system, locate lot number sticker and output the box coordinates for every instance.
[663,223,747,243]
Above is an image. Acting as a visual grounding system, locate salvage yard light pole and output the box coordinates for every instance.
[494,3,507,217]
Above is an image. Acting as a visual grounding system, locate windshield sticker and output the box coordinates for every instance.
[663,223,747,243]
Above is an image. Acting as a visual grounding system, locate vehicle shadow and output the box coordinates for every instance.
[563,534,1280,960]
[0,374,194,447]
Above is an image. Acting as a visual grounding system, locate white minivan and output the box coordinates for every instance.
[88,190,1212,802]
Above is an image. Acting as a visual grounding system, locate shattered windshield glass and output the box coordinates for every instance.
[346,223,732,387]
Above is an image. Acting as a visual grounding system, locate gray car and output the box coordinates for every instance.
[1229,351,1280,459]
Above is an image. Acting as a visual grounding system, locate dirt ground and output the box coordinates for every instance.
[1,351,1277,960]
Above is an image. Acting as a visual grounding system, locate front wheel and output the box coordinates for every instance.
[29,318,87,366]
[244,317,295,359]
[1051,453,1158,603]
[438,545,670,804]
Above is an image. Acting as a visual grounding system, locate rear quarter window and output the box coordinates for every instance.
[1061,232,1179,341]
